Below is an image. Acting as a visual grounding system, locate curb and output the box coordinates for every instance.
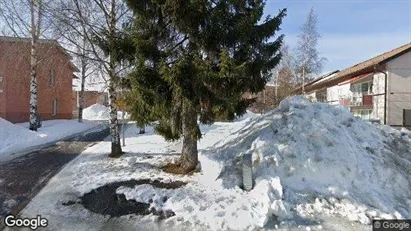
[0,124,108,163]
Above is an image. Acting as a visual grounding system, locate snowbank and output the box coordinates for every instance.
[120,96,411,230]
[194,96,411,229]
[0,118,37,153]
[83,104,110,120]
[236,110,260,121]
[0,119,99,161]
[83,104,129,120]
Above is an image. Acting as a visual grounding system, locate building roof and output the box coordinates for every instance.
[295,42,411,93]
[293,70,339,93]
[0,36,79,72]
[306,70,340,86]
[338,72,373,85]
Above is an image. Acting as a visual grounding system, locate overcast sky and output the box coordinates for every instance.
[264,0,411,73]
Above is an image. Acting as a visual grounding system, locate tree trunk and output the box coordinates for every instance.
[78,68,86,123]
[108,82,122,157]
[78,90,84,123]
[29,0,38,131]
[107,0,122,157]
[179,100,199,172]
[78,37,87,123]
[139,126,145,134]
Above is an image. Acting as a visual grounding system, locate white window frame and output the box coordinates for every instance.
[353,109,372,120]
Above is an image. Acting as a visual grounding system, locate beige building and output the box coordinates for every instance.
[295,43,411,127]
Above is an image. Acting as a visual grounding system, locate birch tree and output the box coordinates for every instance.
[0,0,50,131]
[76,35,92,123]
[28,0,40,130]
[272,44,297,105]
[51,0,131,157]
[294,8,326,94]
[48,0,98,123]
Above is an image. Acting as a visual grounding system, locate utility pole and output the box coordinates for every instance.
[121,86,125,147]
[122,111,125,146]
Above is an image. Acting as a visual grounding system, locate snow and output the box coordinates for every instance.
[83,103,129,120]
[19,96,411,231]
[0,118,100,161]
[236,110,260,121]
[196,96,411,229]
[1,198,17,214]
[314,72,338,84]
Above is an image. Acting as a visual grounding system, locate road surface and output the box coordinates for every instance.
[0,125,110,228]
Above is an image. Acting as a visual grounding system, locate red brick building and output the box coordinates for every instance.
[72,90,109,118]
[0,36,78,123]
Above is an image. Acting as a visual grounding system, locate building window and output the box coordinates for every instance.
[50,69,55,86]
[353,109,372,120]
[361,82,369,93]
[52,99,57,116]
[361,110,370,120]
[353,110,360,118]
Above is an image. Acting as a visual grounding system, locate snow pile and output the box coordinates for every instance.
[0,119,99,160]
[83,104,129,120]
[107,97,410,230]
[83,104,110,120]
[193,96,411,229]
[236,110,260,121]
[107,97,411,230]
[117,177,288,230]
[0,118,36,153]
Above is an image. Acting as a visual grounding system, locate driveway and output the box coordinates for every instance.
[0,125,110,228]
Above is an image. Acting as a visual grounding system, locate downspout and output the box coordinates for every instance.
[374,66,388,125]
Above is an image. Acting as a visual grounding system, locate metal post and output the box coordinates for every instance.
[242,153,253,191]
[122,108,125,147]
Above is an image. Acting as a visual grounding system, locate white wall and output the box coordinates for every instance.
[386,51,411,125]
[326,85,339,104]
[327,83,351,105]
[372,72,386,123]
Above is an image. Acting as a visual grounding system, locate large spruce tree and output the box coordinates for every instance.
[124,0,286,173]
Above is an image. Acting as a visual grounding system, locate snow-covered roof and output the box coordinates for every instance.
[297,70,340,92]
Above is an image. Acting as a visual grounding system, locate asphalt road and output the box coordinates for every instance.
[0,125,110,228]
